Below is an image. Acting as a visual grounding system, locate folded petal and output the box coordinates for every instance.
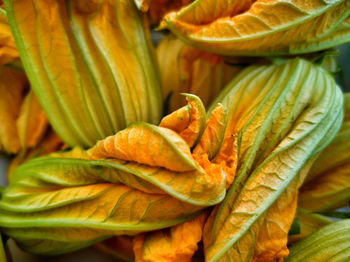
[160,94,206,148]
[88,122,198,172]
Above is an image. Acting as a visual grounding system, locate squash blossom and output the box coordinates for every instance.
[0,94,231,255]
[141,0,350,56]
[4,0,162,148]
[202,58,343,262]
[0,0,348,261]
[0,58,343,262]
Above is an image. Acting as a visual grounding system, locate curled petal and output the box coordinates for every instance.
[88,122,198,172]
[160,94,206,148]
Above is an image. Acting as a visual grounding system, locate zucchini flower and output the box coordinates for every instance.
[0,58,343,261]
[147,0,350,56]
[202,58,343,262]
[111,58,343,262]
[157,35,243,112]
[0,95,232,255]
[4,0,162,148]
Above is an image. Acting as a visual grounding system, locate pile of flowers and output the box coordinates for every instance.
[0,0,349,261]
